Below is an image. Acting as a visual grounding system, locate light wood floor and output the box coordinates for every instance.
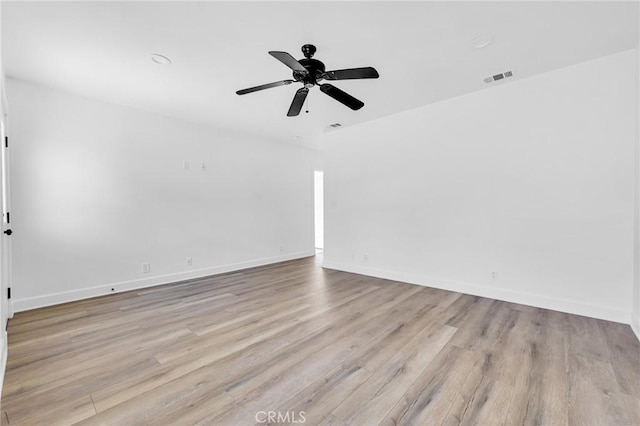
[2,256,639,425]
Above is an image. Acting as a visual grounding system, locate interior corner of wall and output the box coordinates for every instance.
[632,311,640,342]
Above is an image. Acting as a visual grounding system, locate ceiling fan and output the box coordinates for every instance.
[236,44,379,117]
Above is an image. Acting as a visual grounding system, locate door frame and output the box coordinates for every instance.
[1,82,12,327]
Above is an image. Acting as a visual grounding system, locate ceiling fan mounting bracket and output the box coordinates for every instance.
[301,44,317,59]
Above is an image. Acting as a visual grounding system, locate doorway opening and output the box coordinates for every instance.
[314,170,323,252]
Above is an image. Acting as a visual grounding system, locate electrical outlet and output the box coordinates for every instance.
[491,271,497,279]
[142,263,151,273]
[363,254,369,262]
[183,161,190,170]
[201,163,207,171]
[186,257,193,266]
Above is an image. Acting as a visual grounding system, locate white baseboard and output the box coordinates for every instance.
[323,260,630,325]
[12,251,315,313]
[632,311,640,342]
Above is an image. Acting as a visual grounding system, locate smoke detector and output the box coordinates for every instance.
[484,70,513,83]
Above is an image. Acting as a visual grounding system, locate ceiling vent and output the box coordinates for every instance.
[329,123,342,128]
[484,70,513,83]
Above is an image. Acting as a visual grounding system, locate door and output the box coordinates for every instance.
[0,88,11,330]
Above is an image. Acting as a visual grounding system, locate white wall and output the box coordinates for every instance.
[633,43,640,338]
[324,50,637,324]
[7,78,316,311]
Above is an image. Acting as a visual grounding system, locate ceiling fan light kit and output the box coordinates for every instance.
[236,44,379,117]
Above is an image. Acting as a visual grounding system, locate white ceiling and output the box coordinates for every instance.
[2,1,638,149]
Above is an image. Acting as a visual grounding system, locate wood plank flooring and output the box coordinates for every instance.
[2,255,639,425]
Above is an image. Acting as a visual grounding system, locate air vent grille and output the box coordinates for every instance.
[484,70,514,83]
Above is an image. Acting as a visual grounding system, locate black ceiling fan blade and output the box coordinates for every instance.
[323,67,379,80]
[268,51,308,74]
[287,87,309,117]
[236,80,295,95]
[319,84,364,110]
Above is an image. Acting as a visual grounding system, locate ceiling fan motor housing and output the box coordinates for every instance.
[295,58,326,87]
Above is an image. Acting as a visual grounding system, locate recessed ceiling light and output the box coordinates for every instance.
[470,34,494,49]
[150,54,172,65]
